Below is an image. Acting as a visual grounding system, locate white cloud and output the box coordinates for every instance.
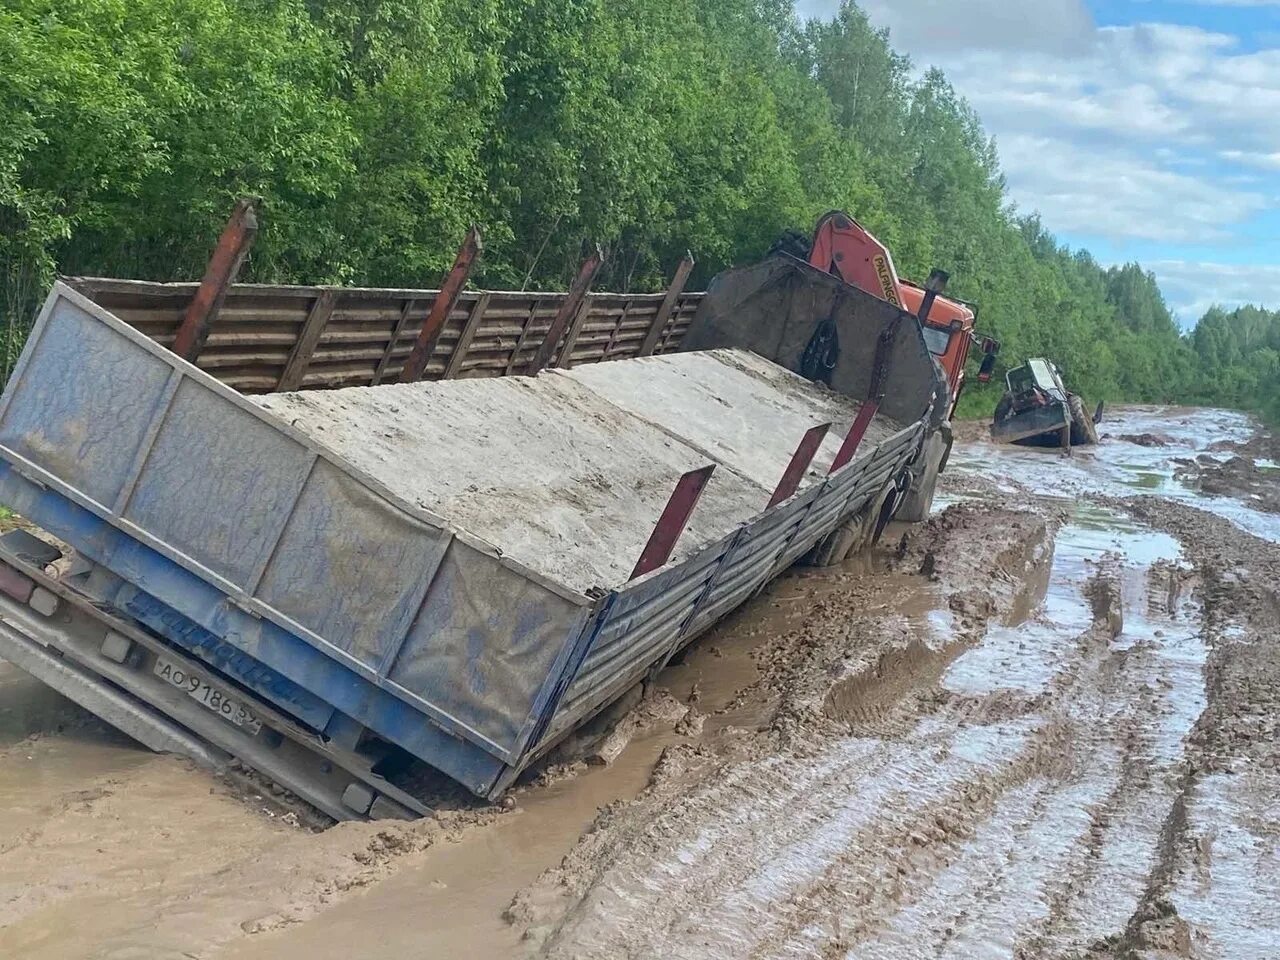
[928,24,1280,157]
[1144,260,1280,324]
[813,3,1280,315]
[855,0,1095,54]
[997,135,1267,242]
[1221,149,1280,170]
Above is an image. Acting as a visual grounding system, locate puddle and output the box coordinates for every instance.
[946,406,1279,542]
[222,562,852,960]
[1169,770,1280,958]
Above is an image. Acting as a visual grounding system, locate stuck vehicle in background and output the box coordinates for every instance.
[991,357,1102,449]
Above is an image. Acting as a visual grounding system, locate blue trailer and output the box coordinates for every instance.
[0,258,940,820]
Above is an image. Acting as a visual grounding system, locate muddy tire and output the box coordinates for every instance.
[1068,394,1098,446]
[806,486,891,567]
[896,430,946,522]
[807,518,862,568]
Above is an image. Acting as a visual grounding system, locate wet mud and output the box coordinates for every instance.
[0,406,1276,958]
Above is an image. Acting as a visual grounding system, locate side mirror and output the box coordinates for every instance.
[1093,400,1105,424]
[980,336,1000,355]
[978,353,997,383]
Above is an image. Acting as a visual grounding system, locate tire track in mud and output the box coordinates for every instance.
[1099,497,1280,959]
[510,504,1217,960]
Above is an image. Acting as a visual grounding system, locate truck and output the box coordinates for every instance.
[768,211,1000,519]
[0,208,948,820]
[991,357,1101,450]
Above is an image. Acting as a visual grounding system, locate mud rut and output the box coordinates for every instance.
[507,507,1220,959]
[0,406,1275,960]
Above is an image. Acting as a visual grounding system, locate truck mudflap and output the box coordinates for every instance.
[0,531,428,822]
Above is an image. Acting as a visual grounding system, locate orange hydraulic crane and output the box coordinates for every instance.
[804,211,999,418]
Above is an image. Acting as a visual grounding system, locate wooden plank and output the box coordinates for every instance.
[530,246,603,373]
[639,251,694,357]
[552,294,595,369]
[372,299,417,385]
[276,291,338,391]
[504,301,541,375]
[443,293,491,379]
[601,301,632,359]
[400,225,483,382]
[172,198,259,361]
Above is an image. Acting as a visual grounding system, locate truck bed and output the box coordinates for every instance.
[254,350,900,594]
[0,282,924,812]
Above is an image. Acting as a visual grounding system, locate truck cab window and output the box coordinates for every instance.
[921,325,951,356]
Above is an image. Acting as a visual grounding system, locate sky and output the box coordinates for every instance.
[792,0,1280,328]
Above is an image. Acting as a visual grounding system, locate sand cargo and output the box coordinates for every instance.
[0,256,940,819]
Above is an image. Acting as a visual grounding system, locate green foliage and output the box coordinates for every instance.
[0,0,1273,423]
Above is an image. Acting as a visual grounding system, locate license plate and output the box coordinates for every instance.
[154,657,262,733]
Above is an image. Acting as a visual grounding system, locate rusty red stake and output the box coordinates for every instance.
[768,422,832,508]
[630,464,716,580]
[172,198,259,362]
[531,246,604,373]
[400,225,483,383]
[830,403,879,474]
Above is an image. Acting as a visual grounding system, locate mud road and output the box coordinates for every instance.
[0,405,1276,959]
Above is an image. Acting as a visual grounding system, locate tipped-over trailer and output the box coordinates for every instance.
[0,252,942,820]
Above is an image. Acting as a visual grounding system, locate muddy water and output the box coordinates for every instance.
[946,405,1280,541]
[220,570,856,960]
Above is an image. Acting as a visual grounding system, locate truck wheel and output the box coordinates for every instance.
[896,431,945,522]
[806,486,891,567]
[1067,394,1097,446]
[807,517,862,568]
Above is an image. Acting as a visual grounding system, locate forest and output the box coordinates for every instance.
[1,0,1276,423]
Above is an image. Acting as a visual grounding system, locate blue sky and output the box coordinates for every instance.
[793,0,1280,327]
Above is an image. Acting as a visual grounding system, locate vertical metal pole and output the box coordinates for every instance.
[400,225,483,383]
[552,294,595,369]
[639,251,695,357]
[443,293,491,379]
[769,423,832,507]
[172,198,259,362]
[373,298,417,385]
[916,268,949,324]
[532,246,603,373]
[630,464,716,580]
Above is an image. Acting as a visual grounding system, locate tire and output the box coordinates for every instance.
[1067,394,1098,446]
[896,430,945,522]
[806,485,891,567]
[807,517,863,568]
[993,394,1013,422]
